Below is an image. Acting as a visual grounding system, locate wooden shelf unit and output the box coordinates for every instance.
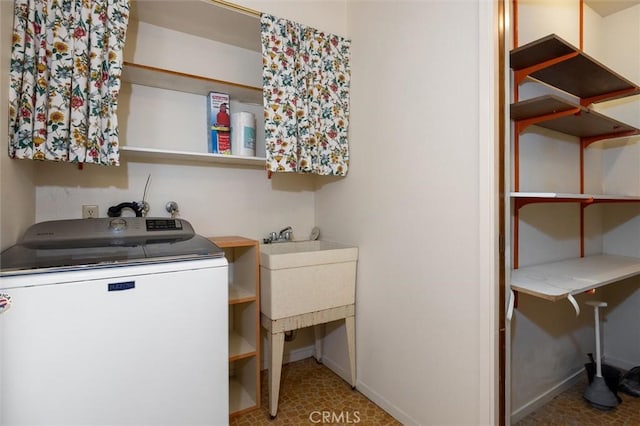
[509,34,640,298]
[209,236,260,417]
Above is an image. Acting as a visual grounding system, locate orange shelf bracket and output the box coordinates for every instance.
[515,108,581,134]
[513,197,594,269]
[582,130,640,148]
[513,52,579,87]
[580,87,640,107]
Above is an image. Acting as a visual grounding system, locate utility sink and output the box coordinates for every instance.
[260,241,358,320]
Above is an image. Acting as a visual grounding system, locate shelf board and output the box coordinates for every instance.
[510,34,640,103]
[121,62,262,104]
[228,282,256,304]
[229,330,256,361]
[511,254,640,301]
[131,0,261,52]
[120,146,266,167]
[511,95,640,139]
[591,194,640,203]
[511,192,640,208]
[229,376,258,416]
[210,236,259,249]
[511,192,592,202]
[511,192,640,201]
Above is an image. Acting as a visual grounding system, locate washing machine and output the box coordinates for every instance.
[0,217,228,425]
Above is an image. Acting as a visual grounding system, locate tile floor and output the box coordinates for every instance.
[229,357,400,425]
[516,374,640,425]
[231,357,640,425]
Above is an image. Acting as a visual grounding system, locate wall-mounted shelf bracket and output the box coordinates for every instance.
[514,108,581,134]
[581,130,640,148]
[513,52,579,88]
[581,87,640,107]
[513,194,593,211]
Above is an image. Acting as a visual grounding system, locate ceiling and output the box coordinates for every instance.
[585,0,640,16]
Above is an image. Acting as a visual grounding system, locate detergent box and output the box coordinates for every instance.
[207,92,231,154]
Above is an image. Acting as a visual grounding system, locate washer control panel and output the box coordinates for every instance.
[145,219,183,231]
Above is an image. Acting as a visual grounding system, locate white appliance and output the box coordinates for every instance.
[0,218,228,425]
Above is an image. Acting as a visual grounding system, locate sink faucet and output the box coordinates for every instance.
[279,226,292,240]
[264,226,293,244]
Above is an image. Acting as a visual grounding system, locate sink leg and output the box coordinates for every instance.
[313,324,324,363]
[268,330,285,418]
[345,315,356,388]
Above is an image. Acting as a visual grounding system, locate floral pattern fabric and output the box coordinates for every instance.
[261,14,351,176]
[9,0,130,165]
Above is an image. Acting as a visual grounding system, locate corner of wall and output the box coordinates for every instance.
[1,1,36,250]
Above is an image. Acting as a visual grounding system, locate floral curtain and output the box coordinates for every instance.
[9,0,130,165]
[261,14,351,176]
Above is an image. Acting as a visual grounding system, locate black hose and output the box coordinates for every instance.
[107,202,143,217]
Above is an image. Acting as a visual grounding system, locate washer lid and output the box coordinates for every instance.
[20,217,195,249]
[0,218,224,274]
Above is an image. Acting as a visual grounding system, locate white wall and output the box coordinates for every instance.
[315,1,498,424]
[516,0,580,47]
[0,1,36,251]
[510,1,640,421]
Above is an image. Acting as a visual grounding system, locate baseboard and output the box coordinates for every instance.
[350,376,420,425]
[319,355,416,425]
[319,355,349,383]
[260,345,315,370]
[604,355,638,372]
[510,369,584,424]
[285,346,315,364]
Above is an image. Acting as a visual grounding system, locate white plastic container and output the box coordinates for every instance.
[231,112,256,157]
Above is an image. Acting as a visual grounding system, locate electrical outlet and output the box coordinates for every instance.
[82,205,99,219]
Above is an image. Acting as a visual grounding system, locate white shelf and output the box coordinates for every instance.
[121,62,263,104]
[229,330,256,359]
[229,376,257,414]
[511,254,640,301]
[120,146,266,167]
[229,282,255,302]
[511,192,592,200]
[511,192,640,202]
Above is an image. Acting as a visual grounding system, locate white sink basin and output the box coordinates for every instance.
[260,241,358,320]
